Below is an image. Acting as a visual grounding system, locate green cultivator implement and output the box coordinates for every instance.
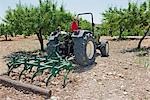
[7,47,73,87]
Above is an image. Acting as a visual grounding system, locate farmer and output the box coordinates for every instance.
[71,18,78,32]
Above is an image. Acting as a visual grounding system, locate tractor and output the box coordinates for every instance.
[46,13,109,66]
[6,13,109,87]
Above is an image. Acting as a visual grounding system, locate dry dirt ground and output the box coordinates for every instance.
[0,35,150,100]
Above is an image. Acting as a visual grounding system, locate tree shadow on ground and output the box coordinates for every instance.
[108,37,150,41]
[121,46,150,57]
[0,39,12,42]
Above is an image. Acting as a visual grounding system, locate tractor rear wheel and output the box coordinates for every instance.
[73,34,96,66]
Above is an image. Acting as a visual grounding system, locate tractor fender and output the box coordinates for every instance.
[100,40,108,46]
[71,30,92,38]
[48,31,68,41]
[97,40,108,49]
[48,31,60,41]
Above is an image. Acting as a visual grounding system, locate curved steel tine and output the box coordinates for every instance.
[31,69,43,82]
[7,66,14,76]
[29,66,33,73]
[19,69,26,80]
[46,74,53,86]
[31,71,39,82]
[63,69,70,88]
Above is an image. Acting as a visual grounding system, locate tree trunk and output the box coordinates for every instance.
[10,33,14,37]
[36,28,44,51]
[119,32,122,39]
[137,25,150,49]
[109,28,113,37]
[119,26,123,39]
[5,33,7,41]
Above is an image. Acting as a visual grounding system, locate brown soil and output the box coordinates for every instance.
[0,35,150,100]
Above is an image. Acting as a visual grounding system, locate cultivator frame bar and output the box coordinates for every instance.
[7,48,73,87]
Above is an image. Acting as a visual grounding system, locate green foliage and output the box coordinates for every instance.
[1,0,74,38]
[0,23,12,40]
[79,18,92,31]
[99,0,150,38]
[0,0,93,50]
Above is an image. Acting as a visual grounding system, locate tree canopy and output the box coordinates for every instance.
[0,0,91,51]
[0,0,150,50]
[99,0,150,39]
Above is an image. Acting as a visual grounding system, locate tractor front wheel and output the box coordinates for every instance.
[99,41,109,57]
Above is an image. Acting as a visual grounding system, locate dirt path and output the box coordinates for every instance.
[0,59,8,75]
[0,36,149,100]
[70,42,150,100]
